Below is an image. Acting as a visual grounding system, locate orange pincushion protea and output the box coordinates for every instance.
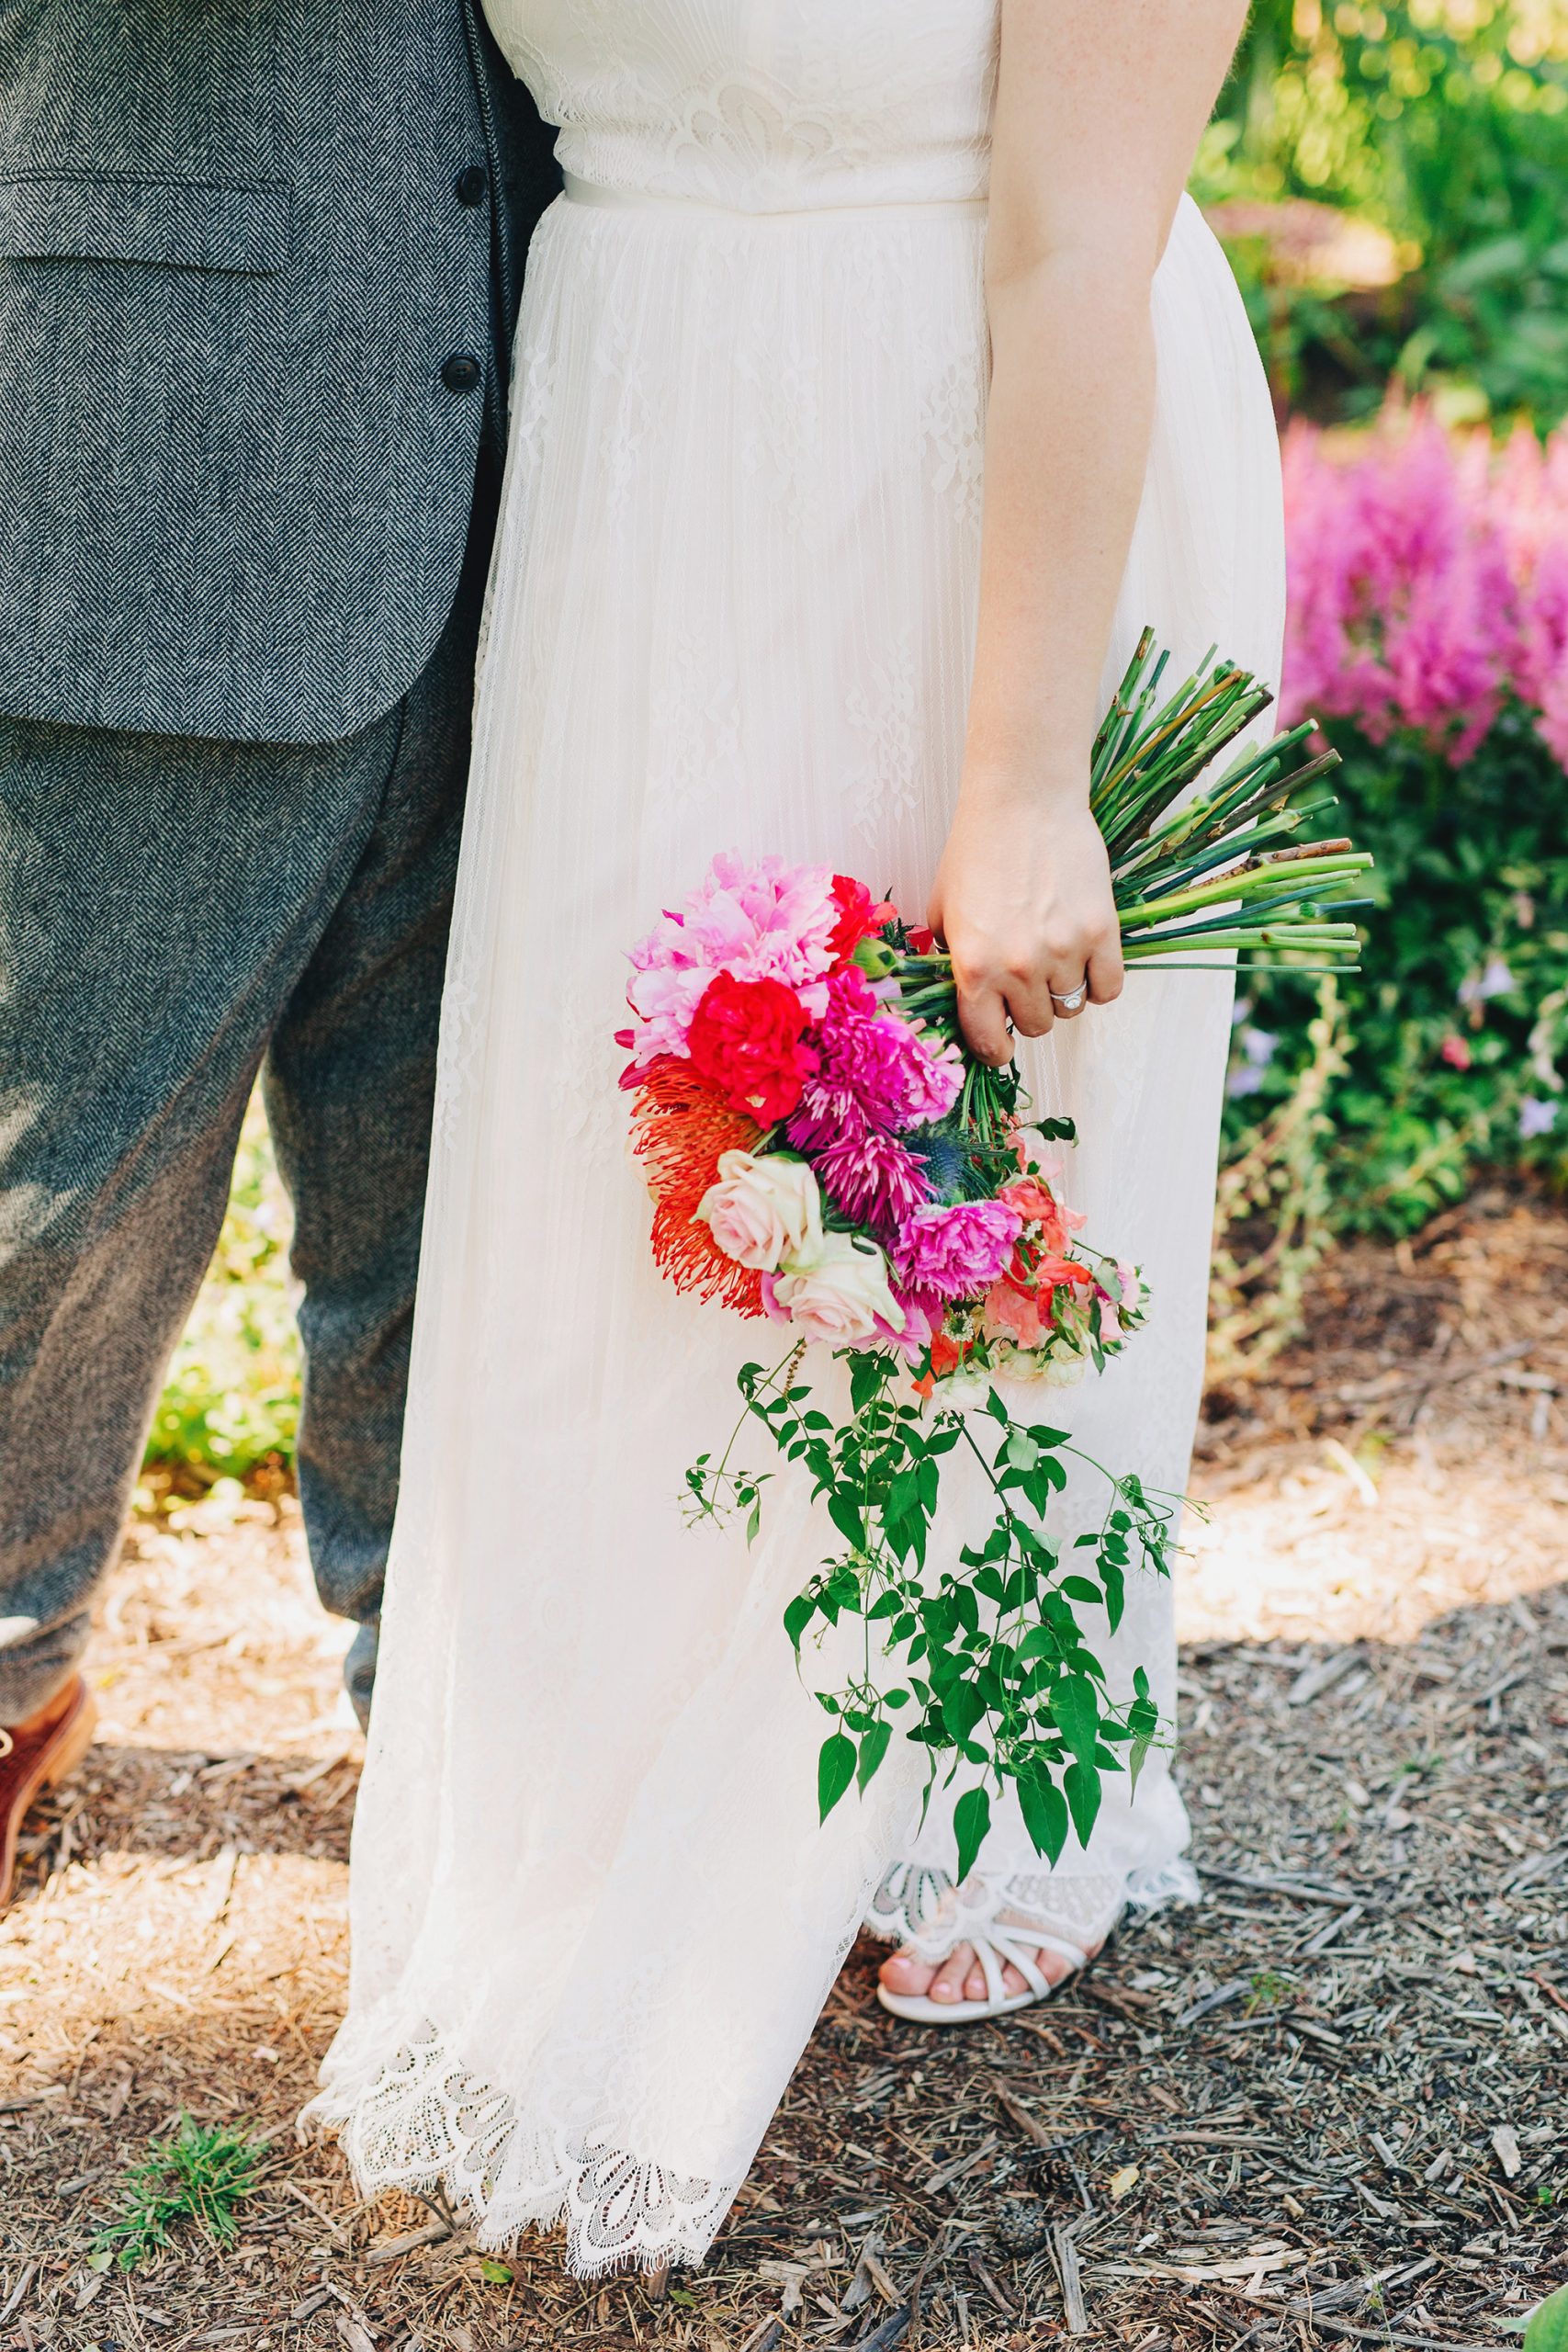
[627,1057,767,1314]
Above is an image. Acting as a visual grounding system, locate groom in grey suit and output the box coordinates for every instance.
[0,0,559,1897]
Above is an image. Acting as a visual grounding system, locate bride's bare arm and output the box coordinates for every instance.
[929,0,1251,1063]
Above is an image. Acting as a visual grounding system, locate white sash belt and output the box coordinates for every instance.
[561,171,987,224]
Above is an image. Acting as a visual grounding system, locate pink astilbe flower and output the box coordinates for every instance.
[626,852,840,1065]
[894,1198,1023,1302]
[1281,414,1517,762]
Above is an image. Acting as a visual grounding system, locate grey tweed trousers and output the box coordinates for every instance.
[0,459,502,1731]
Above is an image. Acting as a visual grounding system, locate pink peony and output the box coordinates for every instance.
[894,1199,1023,1302]
[626,853,840,1065]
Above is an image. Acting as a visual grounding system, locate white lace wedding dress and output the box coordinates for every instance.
[309,0,1285,2278]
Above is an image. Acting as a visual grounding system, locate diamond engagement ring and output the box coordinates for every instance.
[1050,982,1089,1013]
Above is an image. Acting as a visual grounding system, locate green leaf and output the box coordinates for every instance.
[857,1719,893,1792]
[1059,1575,1103,1605]
[818,1733,857,1823]
[479,2258,515,2283]
[1019,1771,1069,1865]
[1048,1674,1100,1765]
[944,1679,985,1744]
[1524,2285,1568,2352]
[1005,1430,1040,1471]
[1128,1726,1156,1798]
[827,1491,865,1548]
[953,1784,992,1883]
[1064,1758,1101,1848]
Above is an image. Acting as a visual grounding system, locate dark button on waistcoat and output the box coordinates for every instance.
[0,0,562,744]
[456,164,489,205]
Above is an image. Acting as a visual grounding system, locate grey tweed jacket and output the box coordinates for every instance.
[0,0,559,744]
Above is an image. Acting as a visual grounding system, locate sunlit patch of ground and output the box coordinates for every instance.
[2,1192,1563,2348]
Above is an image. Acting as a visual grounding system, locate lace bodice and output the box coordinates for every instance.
[482,0,998,211]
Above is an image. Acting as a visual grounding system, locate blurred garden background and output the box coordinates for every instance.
[152,0,1568,1489]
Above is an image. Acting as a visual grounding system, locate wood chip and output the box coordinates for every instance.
[1177,1977,1253,2026]
[364,2220,452,2266]
[0,2266,36,2326]
[1288,1648,1368,1706]
[1050,2221,1090,2335]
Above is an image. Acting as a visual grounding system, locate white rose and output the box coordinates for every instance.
[771,1231,903,1346]
[694,1150,823,1272]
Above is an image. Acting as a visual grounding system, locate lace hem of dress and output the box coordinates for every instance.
[304,2028,737,2278]
[863,1854,1201,1962]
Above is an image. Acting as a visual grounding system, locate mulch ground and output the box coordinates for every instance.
[3,1186,1565,2351]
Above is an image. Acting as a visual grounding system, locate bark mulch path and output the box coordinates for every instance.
[2,1188,1564,2350]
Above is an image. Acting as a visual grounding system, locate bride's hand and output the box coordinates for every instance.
[928,783,1123,1067]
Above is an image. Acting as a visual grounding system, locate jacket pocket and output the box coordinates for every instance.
[0,173,292,274]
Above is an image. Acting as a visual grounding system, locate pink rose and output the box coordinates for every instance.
[694,1151,823,1272]
[768,1233,904,1345]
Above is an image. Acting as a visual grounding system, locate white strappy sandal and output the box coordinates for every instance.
[874,1912,1093,2025]
[867,1860,1156,2028]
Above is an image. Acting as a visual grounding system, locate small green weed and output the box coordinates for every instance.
[1245,1968,1293,2017]
[95,2116,268,2270]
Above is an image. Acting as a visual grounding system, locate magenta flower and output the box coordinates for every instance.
[814,1130,931,1232]
[790,966,961,1146]
[894,1199,1023,1302]
[1288,413,1532,762]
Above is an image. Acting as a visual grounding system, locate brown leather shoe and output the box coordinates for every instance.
[0,1677,96,1907]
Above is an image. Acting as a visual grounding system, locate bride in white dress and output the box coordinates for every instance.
[310,0,1283,2278]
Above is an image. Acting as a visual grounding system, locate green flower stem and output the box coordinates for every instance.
[1119,852,1372,931]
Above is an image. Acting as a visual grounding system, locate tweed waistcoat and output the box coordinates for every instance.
[0,0,558,743]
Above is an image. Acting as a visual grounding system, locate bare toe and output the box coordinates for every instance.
[878,1946,936,1997]
[929,1944,976,2002]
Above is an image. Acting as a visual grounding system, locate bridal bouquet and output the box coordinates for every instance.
[619,639,1370,1875]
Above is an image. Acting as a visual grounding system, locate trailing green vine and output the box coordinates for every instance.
[686,1349,1177,1878]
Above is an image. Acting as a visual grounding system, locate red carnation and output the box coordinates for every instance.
[827,875,897,965]
[686,971,818,1124]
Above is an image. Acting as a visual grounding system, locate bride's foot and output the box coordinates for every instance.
[877,1914,1100,2007]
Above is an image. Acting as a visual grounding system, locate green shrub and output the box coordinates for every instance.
[1224,709,1568,1235]
[1200,0,1568,426]
[144,1094,300,1476]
